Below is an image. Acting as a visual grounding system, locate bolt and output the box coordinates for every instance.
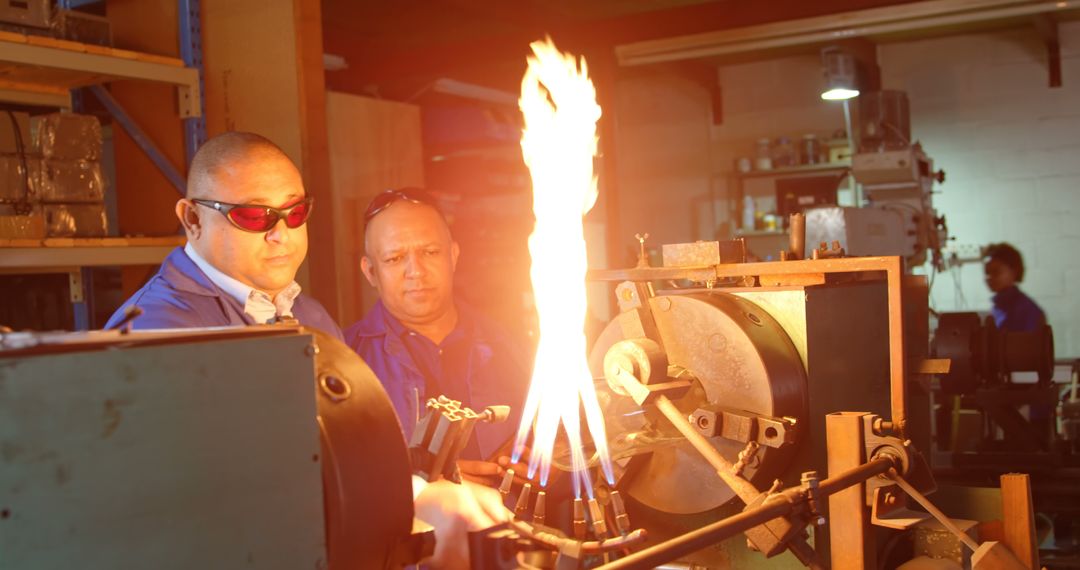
[498,469,515,499]
[304,343,319,357]
[514,483,532,518]
[573,498,587,540]
[533,491,547,526]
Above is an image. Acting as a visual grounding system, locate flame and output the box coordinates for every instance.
[511,38,615,499]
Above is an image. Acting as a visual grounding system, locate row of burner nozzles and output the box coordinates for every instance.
[498,468,632,540]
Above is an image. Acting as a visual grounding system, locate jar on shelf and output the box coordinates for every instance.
[754,137,773,171]
[800,134,823,165]
[772,136,795,168]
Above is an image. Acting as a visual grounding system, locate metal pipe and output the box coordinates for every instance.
[597,492,796,570]
[788,213,805,259]
[818,455,895,497]
[842,99,860,206]
[598,455,898,570]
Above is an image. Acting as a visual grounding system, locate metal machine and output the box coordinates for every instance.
[805,91,949,270]
[0,325,423,570]
[1,254,1042,569]
[473,246,1035,569]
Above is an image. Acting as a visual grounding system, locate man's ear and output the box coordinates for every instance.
[176,199,201,239]
[450,241,460,271]
[360,256,378,288]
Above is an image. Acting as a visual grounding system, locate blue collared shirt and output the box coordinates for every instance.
[345,300,530,459]
[184,243,302,324]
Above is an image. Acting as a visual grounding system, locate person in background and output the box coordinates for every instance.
[983,242,1046,332]
[105,133,505,569]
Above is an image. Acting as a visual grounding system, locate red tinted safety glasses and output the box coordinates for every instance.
[192,197,314,233]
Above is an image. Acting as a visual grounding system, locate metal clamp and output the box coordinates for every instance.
[689,406,797,448]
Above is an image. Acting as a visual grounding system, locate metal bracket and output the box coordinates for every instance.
[689,406,797,448]
[1034,13,1061,88]
[861,414,937,530]
[178,0,207,165]
[870,485,930,530]
[68,270,84,303]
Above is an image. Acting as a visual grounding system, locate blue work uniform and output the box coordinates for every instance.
[991,285,1046,333]
[104,247,342,339]
[344,300,530,460]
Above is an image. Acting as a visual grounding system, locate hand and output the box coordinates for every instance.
[457,459,504,487]
[495,454,534,487]
[414,479,510,569]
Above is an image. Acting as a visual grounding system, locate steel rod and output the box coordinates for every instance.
[654,395,761,503]
[597,455,898,570]
[597,491,796,570]
[887,468,979,552]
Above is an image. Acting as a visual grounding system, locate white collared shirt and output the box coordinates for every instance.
[184,243,301,324]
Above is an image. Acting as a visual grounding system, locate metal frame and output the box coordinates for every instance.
[0,87,72,109]
[88,85,187,195]
[0,3,202,330]
[0,41,201,118]
[179,0,207,167]
[615,0,1080,66]
[588,255,910,434]
[0,242,179,272]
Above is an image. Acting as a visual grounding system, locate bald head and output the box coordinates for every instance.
[187,132,296,199]
[361,200,460,339]
[177,131,309,298]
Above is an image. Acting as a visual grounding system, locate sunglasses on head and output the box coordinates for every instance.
[363,187,437,223]
[192,196,314,233]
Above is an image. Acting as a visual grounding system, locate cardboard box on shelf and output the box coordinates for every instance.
[43,203,108,237]
[39,159,105,203]
[0,155,43,203]
[0,111,33,155]
[0,205,46,239]
[31,113,103,161]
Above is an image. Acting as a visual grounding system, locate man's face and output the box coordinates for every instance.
[181,153,308,297]
[361,201,459,327]
[984,259,1016,293]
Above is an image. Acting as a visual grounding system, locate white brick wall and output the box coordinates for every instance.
[612,22,1080,357]
[880,21,1080,357]
[613,73,714,251]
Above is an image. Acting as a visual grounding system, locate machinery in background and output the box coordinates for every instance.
[0,257,1045,569]
[0,325,428,570]
[933,311,1059,465]
[804,91,949,270]
[469,242,1040,569]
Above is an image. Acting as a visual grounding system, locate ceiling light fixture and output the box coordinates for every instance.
[821,47,859,101]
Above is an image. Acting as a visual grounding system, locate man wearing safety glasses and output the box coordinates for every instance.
[104,132,339,335]
[104,132,507,569]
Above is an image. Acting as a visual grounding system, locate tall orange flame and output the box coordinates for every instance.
[511,38,615,498]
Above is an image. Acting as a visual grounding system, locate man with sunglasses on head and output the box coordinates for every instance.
[105,133,507,569]
[346,188,531,488]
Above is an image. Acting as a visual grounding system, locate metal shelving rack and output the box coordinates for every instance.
[0,1,205,329]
